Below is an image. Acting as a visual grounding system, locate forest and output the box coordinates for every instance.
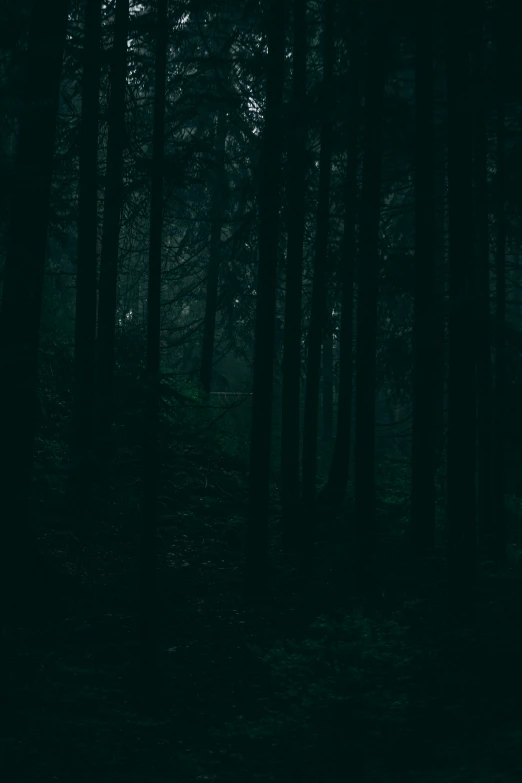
[1,0,522,780]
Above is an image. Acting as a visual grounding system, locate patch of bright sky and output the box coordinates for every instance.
[176,12,190,28]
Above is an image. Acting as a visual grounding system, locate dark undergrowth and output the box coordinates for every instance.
[2,348,522,781]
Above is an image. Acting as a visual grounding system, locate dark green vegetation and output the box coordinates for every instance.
[2,0,522,780]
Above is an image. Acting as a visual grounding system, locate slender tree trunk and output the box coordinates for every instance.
[200,107,227,394]
[321,21,359,504]
[493,2,506,560]
[471,0,494,553]
[281,0,307,555]
[301,0,335,525]
[433,130,446,464]
[140,0,168,683]
[322,330,334,443]
[73,0,102,501]
[95,0,129,456]
[245,0,285,597]
[353,23,385,582]
[411,6,435,556]
[0,0,69,615]
[447,1,476,626]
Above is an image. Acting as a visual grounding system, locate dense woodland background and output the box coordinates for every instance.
[2,0,522,780]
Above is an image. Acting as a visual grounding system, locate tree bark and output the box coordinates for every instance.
[493,0,506,560]
[322,330,334,443]
[140,0,168,683]
[432,118,446,466]
[0,0,69,615]
[301,0,335,522]
[95,0,129,456]
[281,0,307,555]
[245,0,285,597]
[353,22,385,582]
[411,5,435,556]
[73,0,102,478]
[200,106,228,394]
[447,0,477,626]
[321,19,359,504]
[471,0,494,554]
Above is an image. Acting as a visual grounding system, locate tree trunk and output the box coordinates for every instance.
[0,0,69,615]
[322,330,334,443]
[433,121,446,466]
[411,5,435,556]
[73,0,102,505]
[200,106,228,394]
[353,22,385,582]
[447,1,477,626]
[301,0,335,529]
[140,0,168,684]
[245,0,285,597]
[493,0,506,560]
[95,0,129,456]
[281,0,307,555]
[321,18,359,504]
[471,0,494,554]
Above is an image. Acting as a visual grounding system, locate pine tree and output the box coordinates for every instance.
[353,18,385,583]
[301,0,336,529]
[447,0,477,625]
[73,0,102,493]
[281,0,307,555]
[321,7,359,504]
[95,0,129,456]
[245,0,286,597]
[140,0,169,683]
[0,0,70,616]
[411,4,436,556]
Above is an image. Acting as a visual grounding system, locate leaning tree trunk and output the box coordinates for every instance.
[0,0,70,616]
[353,21,385,583]
[245,0,286,598]
[280,0,307,556]
[411,5,436,556]
[95,0,129,456]
[447,0,477,627]
[140,0,168,685]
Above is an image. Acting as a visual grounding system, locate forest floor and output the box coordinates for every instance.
[2,385,522,782]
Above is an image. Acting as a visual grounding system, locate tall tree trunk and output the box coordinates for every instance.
[281,0,307,555]
[301,0,335,528]
[140,0,168,683]
[321,18,359,504]
[433,127,446,466]
[245,0,285,597]
[353,23,385,582]
[73,0,102,506]
[0,0,69,615]
[493,0,506,560]
[322,330,334,443]
[411,5,435,556]
[200,106,227,394]
[471,0,494,553]
[447,1,476,626]
[95,0,129,456]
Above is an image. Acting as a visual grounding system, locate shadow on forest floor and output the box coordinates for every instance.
[2,439,522,783]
